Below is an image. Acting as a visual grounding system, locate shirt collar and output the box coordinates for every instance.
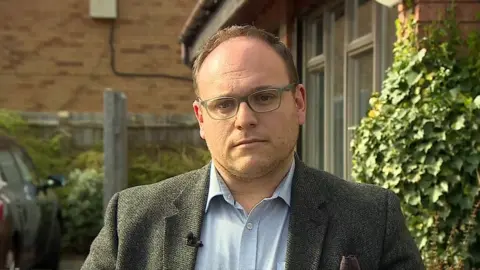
[205,159,296,212]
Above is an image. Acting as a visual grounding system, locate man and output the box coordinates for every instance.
[82,25,424,270]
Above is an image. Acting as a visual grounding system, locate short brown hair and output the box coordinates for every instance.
[192,25,299,95]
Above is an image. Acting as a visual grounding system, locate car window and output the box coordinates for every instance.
[0,150,24,188]
[11,147,38,185]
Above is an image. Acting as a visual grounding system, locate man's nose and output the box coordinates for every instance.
[234,101,258,130]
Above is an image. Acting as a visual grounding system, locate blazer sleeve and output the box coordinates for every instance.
[380,190,425,270]
[81,193,120,270]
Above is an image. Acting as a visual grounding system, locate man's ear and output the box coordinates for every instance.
[193,101,206,139]
[294,84,307,125]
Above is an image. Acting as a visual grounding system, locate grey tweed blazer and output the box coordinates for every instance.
[81,156,424,270]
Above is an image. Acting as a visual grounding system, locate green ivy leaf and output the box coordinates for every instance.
[430,186,443,203]
[474,95,480,109]
[407,71,423,86]
[451,115,466,130]
[451,157,464,171]
[440,181,449,192]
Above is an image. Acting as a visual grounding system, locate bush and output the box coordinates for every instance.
[128,145,210,187]
[350,5,480,267]
[58,145,210,253]
[0,109,71,178]
[59,168,104,254]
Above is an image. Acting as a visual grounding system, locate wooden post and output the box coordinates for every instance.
[57,110,73,155]
[103,89,128,213]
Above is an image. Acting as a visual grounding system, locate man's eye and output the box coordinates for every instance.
[253,92,277,103]
[259,94,274,101]
[215,100,234,109]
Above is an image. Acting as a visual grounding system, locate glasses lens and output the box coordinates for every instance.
[248,89,281,112]
[205,97,238,119]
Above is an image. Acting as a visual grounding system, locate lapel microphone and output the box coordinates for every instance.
[186,232,203,247]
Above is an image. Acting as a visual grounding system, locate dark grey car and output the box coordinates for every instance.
[0,135,64,270]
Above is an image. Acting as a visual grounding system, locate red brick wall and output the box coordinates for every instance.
[0,0,196,114]
[399,0,480,37]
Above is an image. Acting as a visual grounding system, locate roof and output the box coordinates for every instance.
[179,0,223,46]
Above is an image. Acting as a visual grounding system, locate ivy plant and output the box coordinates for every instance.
[350,5,480,267]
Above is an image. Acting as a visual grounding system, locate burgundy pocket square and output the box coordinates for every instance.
[340,255,361,270]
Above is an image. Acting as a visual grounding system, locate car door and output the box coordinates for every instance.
[0,148,39,264]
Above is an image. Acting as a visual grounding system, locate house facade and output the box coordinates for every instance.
[179,0,480,180]
[0,0,197,115]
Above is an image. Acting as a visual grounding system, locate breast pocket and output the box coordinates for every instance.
[276,262,286,270]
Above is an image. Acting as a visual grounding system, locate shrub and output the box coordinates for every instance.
[58,145,210,253]
[0,109,71,178]
[350,5,480,267]
[59,168,104,254]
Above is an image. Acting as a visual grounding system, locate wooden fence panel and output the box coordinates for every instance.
[17,111,204,149]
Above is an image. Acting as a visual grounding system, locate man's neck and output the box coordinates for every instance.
[214,154,294,213]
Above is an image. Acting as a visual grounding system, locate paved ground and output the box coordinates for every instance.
[59,255,85,270]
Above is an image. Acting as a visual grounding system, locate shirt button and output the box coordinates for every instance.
[246,222,253,230]
[227,194,232,200]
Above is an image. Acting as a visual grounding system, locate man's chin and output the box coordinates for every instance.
[227,154,273,174]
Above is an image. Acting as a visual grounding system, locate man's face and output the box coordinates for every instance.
[193,37,306,179]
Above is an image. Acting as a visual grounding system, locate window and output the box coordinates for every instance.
[352,0,373,40]
[332,4,345,178]
[0,150,24,189]
[302,14,325,170]
[11,147,38,185]
[301,1,398,179]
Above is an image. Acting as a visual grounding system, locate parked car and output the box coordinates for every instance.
[0,135,65,270]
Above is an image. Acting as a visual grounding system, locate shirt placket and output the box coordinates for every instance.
[237,202,265,270]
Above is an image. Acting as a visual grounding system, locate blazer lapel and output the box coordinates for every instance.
[163,164,210,270]
[285,156,330,270]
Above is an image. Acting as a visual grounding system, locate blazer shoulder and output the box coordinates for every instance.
[114,167,206,212]
[307,167,392,207]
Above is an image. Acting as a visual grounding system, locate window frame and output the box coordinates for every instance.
[301,0,398,179]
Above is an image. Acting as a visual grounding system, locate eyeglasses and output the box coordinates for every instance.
[197,83,297,120]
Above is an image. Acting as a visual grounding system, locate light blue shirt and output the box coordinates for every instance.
[194,160,295,270]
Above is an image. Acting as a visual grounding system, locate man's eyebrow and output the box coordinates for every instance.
[212,85,280,99]
[253,85,276,91]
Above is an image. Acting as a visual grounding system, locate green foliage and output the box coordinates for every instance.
[59,146,210,253]
[59,168,104,254]
[0,109,71,178]
[128,145,211,187]
[351,5,480,267]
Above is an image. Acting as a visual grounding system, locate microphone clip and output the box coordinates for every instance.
[186,232,203,248]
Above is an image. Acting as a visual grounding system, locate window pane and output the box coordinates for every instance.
[315,19,323,55]
[379,6,399,87]
[386,6,398,72]
[0,150,23,188]
[317,72,325,170]
[353,0,372,40]
[333,5,345,179]
[305,71,325,170]
[11,148,37,185]
[305,18,323,59]
[355,51,374,122]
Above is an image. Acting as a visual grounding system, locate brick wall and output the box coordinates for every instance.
[0,0,197,114]
[399,0,480,37]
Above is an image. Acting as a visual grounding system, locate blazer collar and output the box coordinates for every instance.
[163,162,210,270]
[285,154,331,270]
[162,154,331,270]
